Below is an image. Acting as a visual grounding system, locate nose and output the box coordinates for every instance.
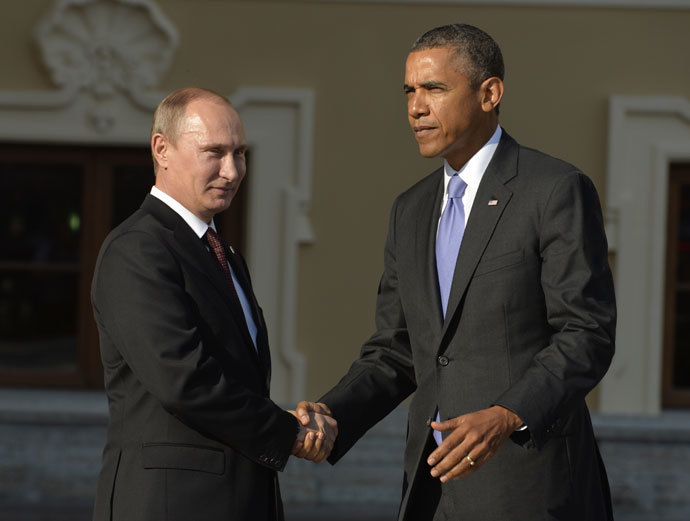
[408,91,429,120]
[219,153,245,182]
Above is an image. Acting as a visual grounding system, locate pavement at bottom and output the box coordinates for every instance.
[2,504,398,521]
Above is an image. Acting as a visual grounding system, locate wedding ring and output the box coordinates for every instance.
[465,455,475,466]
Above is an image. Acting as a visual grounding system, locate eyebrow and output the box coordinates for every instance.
[403,81,447,92]
[202,143,248,152]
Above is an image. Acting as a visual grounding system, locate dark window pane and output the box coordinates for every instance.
[678,184,690,283]
[112,163,153,228]
[0,162,83,263]
[0,270,78,370]
[673,291,690,388]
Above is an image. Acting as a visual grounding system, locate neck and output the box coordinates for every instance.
[445,118,498,171]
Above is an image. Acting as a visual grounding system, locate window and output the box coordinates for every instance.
[663,163,690,407]
[0,144,246,389]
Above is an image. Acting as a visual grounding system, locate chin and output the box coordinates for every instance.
[220,200,234,213]
[418,146,441,159]
[211,195,233,209]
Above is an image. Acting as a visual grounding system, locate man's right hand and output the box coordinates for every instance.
[289,403,337,463]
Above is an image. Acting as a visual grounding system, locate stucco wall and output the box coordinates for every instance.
[2,0,689,403]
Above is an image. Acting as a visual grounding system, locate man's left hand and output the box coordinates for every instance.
[428,405,523,482]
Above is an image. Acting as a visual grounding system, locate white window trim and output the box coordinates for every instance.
[600,95,690,414]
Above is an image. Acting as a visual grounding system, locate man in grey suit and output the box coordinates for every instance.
[296,24,616,520]
[91,87,335,521]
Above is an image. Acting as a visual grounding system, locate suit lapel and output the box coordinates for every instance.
[140,196,265,372]
[226,247,272,382]
[175,226,260,356]
[439,133,519,343]
[415,168,445,329]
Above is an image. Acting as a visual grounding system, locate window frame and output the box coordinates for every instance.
[0,144,150,387]
[662,162,690,407]
[0,143,248,388]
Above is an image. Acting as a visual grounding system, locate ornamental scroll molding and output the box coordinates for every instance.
[0,0,178,141]
[35,0,178,103]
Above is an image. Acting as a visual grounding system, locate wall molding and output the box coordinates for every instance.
[231,87,314,402]
[600,95,690,414]
[298,0,690,9]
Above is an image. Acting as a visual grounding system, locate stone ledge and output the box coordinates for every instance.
[592,411,690,443]
[0,389,107,426]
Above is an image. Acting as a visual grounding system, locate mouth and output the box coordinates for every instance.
[413,125,437,139]
[210,185,234,195]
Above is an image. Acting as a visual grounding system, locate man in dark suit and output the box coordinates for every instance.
[91,87,335,521]
[296,24,616,520]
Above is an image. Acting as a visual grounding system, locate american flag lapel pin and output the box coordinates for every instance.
[488,199,499,206]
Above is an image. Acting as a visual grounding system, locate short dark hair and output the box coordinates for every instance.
[411,24,504,89]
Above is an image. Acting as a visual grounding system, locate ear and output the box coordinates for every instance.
[151,133,169,170]
[479,77,504,113]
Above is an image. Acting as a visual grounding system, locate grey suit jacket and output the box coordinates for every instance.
[321,131,616,521]
[91,195,298,521]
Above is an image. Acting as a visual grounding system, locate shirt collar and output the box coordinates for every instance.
[443,125,502,192]
[150,186,216,239]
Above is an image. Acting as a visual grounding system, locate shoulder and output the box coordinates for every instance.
[91,209,185,305]
[517,143,580,178]
[504,142,603,225]
[95,206,180,278]
[495,130,583,185]
[509,139,597,200]
[392,166,443,212]
[400,165,443,197]
[101,209,164,252]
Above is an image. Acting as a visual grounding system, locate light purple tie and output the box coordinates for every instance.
[436,174,467,316]
[434,174,466,445]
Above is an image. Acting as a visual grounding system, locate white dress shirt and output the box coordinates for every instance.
[440,125,502,219]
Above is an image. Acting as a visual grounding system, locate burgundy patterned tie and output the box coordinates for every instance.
[204,227,236,289]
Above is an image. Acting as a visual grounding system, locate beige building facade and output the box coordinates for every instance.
[1,0,690,519]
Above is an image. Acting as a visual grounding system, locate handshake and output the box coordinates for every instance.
[288,401,337,463]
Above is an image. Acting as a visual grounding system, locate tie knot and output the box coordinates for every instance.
[447,175,466,199]
[204,227,220,244]
[204,228,226,257]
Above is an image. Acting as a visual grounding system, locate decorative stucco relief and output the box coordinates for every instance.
[0,0,178,137]
[35,0,178,101]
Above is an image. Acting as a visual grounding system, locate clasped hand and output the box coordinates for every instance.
[288,401,337,463]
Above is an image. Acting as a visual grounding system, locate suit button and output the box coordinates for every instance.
[438,356,449,366]
[425,417,432,426]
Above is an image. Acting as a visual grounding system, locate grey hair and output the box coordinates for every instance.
[150,87,232,171]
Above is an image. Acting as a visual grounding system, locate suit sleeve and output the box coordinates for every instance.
[92,230,298,471]
[493,171,616,450]
[320,197,417,463]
